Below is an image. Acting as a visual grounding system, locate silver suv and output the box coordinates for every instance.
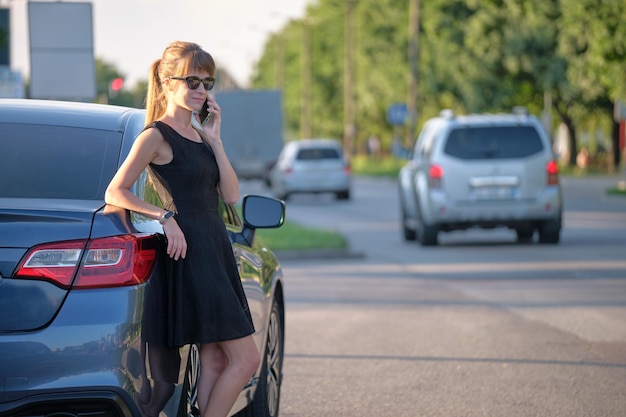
[398,108,562,246]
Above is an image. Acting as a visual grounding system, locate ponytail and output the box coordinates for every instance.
[145,59,166,124]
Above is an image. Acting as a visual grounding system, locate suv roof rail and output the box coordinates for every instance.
[512,106,529,116]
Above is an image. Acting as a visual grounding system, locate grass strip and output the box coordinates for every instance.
[256,220,347,251]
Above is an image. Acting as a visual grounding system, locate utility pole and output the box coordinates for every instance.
[343,0,356,157]
[274,33,284,91]
[300,20,313,139]
[406,0,420,146]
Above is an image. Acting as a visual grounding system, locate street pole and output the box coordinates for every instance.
[406,0,420,147]
[343,0,356,157]
[300,20,312,139]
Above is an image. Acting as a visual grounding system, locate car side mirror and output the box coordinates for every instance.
[242,195,285,229]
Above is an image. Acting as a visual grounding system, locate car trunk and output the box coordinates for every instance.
[0,199,102,332]
[442,154,548,202]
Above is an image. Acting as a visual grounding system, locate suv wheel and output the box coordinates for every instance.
[538,219,560,244]
[401,208,417,241]
[418,222,438,246]
[515,227,534,243]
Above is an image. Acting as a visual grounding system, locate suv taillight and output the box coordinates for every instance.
[428,164,444,188]
[546,160,559,186]
[15,234,159,289]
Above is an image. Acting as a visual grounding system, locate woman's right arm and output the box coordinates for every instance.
[105,129,187,260]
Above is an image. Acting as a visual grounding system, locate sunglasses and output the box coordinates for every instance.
[168,75,215,91]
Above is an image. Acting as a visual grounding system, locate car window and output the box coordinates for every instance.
[443,125,544,160]
[296,147,341,160]
[0,124,121,199]
[413,121,441,161]
[219,199,242,227]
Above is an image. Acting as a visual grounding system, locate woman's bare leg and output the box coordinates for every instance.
[197,343,228,416]
[202,335,260,417]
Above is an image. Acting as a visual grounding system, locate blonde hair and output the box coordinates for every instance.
[145,41,216,124]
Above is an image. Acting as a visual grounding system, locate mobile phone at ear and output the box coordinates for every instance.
[199,99,212,125]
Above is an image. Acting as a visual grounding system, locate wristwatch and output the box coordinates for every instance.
[159,211,174,224]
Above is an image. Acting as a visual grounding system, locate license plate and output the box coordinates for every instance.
[472,186,516,199]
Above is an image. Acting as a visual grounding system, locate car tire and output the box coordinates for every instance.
[178,344,201,417]
[336,190,350,200]
[538,219,560,244]
[415,199,438,246]
[401,207,417,241]
[418,222,438,246]
[236,300,284,417]
[515,227,534,243]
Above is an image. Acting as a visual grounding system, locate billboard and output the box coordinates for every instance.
[28,2,95,100]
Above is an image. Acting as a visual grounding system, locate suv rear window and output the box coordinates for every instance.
[0,124,122,199]
[296,148,341,160]
[444,126,544,160]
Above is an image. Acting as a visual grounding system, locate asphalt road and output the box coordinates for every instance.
[241,175,626,417]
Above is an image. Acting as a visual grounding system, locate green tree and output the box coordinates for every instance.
[252,0,624,168]
[559,0,626,168]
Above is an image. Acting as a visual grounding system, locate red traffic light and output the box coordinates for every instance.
[111,77,123,91]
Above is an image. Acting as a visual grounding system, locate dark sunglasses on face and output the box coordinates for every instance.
[168,75,215,91]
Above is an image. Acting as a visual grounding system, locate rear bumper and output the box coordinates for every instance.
[283,176,351,193]
[424,188,562,230]
[0,389,138,417]
[0,286,153,417]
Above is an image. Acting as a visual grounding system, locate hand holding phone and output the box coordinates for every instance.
[191,99,212,131]
[198,99,212,125]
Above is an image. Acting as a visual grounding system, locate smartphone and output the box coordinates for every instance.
[199,99,212,125]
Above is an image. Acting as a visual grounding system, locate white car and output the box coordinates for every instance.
[269,139,351,201]
[398,108,562,246]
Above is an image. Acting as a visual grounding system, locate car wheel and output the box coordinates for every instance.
[401,207,417,241]
[515,227,534,243]
[178,344,201,417]
[237,300,284,417]
[418,222,438,246]
[336,190,350,200]
[538,219,560,244]
[416,204,438,246]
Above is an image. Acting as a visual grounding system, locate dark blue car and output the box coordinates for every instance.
[0,99,286,417]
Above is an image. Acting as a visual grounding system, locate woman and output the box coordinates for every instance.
[105,41,260,417]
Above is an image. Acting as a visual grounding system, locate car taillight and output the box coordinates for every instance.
[428,164,444,188]
[15,234,159,289]
[546,160,559,185]
[343,161,352,175]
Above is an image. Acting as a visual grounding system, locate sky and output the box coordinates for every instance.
[6,0,312,88]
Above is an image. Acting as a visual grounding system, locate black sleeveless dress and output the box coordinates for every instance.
[146,121,254,347]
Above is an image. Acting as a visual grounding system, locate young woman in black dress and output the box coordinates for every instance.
[105,41,260,417]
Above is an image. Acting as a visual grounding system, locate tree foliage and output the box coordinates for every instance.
[251,0,625,167]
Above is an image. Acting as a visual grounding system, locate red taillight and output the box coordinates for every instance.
[343,161,352,175]
[15,235,158,289]
[428,164,444,188]
[15,240,85,287]
[546,160,559,185]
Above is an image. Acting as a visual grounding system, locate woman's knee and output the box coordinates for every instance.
[200,344,228,374]
[245,346,261,373]
[239,342,261,376]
